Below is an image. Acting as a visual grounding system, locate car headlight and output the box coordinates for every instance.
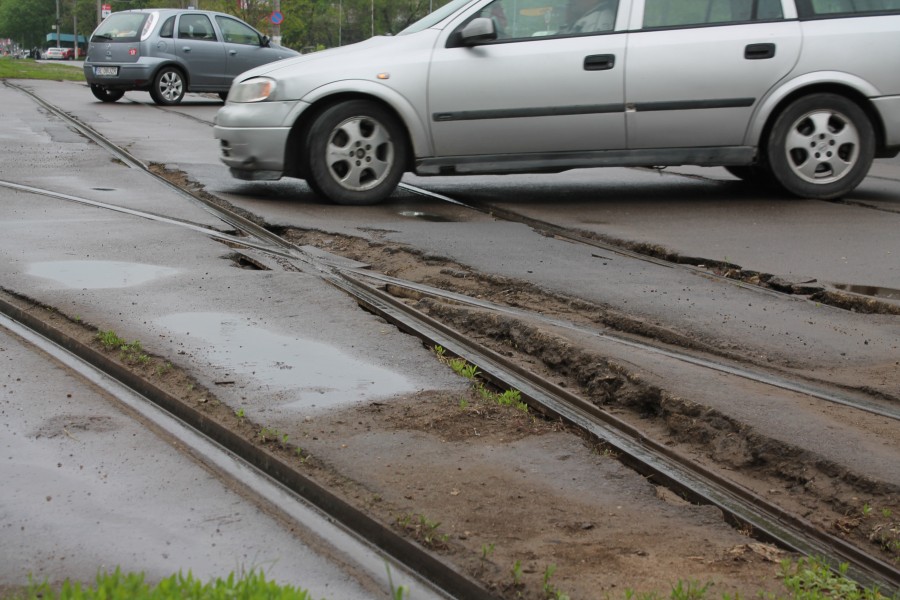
[231,77,278,103]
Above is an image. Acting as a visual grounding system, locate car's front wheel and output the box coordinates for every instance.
[304,100,408,205]
[90,84,125,103]
[150,67,186,105]
[766,93,874,200]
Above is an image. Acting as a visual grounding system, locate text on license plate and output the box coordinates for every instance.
[95,66,118,76]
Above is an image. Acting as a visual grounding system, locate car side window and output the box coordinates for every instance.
[177,14,217,41]
[643,0,784,27]
[215,16,261,45]
[159,16,175,39]
[472,0,618,40]
[797,0,900,16]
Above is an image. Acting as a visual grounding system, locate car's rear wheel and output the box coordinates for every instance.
[765,93,874,200]
[304,100,408,205]
[150,67,186,105]
[90,84,125,103]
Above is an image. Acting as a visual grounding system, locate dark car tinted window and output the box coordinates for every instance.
[159,16,175,39]
[91,12,149,43]
[797,0,900,16]
[643,0,783,27]
[178,14,218,41]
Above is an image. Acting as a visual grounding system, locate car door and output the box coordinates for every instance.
[214,15,277,80]
[175,13,227,89]
[625,0,801,149]
[427,0,627,158]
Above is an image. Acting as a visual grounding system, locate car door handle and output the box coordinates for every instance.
[745,43,775,60]
[229,49,237,55]
[584,54,615,71]
[182,46,192,52]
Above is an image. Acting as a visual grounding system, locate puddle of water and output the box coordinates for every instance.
[27,260,179,289]
[398,210,454,222]
[156,313,414,411]
[832,283,900,301]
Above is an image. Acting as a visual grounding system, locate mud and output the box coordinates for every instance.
[275,229,899,565]
[4,216,897,600]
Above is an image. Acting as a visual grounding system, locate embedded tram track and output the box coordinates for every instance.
[4,82,899,594]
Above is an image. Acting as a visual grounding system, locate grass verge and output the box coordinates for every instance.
[0,56,85,81]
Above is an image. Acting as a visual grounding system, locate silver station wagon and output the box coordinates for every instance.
[84,9,298,105]
[213,0,900,205]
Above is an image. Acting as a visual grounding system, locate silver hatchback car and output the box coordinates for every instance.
[214,0,900,205]
[83,9,298,105]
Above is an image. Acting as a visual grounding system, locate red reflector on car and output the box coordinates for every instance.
[129,47,137,56]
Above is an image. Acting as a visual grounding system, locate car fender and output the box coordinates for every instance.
[145,57,190,86]
[298,79,433,158]
[747,71,883,145]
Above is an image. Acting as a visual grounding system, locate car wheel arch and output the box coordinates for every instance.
[751,78,886,158]
[285,93,416,180]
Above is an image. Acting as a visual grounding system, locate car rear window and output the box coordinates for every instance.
[797,0,900,16]
[91,12,151,43]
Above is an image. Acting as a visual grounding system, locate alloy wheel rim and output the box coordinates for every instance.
[784,109,859,184]
[325,116,394,191]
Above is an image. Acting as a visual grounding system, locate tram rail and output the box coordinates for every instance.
[4,81,898,594]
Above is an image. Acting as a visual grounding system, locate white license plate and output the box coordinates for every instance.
[95,66,118,76]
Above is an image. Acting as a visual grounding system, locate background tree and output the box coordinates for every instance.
[0,0,56,49]
[0,0,452,53]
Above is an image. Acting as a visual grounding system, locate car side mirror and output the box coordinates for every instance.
[261,34,271,47]
[460,17,497,46]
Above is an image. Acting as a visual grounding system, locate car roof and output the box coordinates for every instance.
[110,8,236,17]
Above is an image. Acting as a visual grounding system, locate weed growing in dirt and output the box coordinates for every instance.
[396,513,449,548]
[511,560,523,586]
[542,564,570,600]
[260,430,288,448]
[776,556,896,600]
[432,345,530,415]
[96,329,125,351]
[155,362,172,377]
[18,568,312,599]
[615,557,895,600]
[95,330,150,365]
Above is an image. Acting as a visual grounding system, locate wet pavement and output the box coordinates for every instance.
[0,80,463,595]
[0,320,394,598]
[1,78,898,593]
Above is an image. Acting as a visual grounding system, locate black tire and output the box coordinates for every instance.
[304,100,408,205]
[150,66,186,105]
[90,84,125,103]
[724,165,778,189]
[765,93,874,200]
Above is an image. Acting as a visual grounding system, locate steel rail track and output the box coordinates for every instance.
[329,270,900,594]
[10,84,899,593]
[343,269,900,421]
[0,294,490,600]
[398,183,796,300]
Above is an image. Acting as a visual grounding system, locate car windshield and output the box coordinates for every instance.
[398,0,479,34]
[91,12,151,43]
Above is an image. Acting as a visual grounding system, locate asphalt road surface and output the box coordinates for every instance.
[1,79,897,596]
